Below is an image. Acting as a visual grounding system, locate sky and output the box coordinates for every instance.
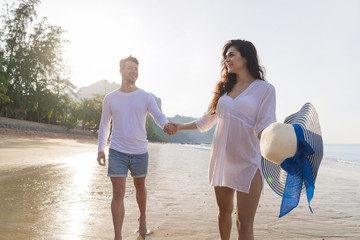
[31,0,360,144]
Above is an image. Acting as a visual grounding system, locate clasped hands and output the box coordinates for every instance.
[163,123,180,135]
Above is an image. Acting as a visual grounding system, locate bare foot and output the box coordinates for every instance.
[138,218,147,236]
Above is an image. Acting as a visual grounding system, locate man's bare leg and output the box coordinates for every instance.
[133,176,147,235]
[111,177,127,240]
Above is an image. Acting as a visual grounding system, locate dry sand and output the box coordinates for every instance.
[0,130,359,240]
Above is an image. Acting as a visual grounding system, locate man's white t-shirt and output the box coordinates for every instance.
[98,88,168,154]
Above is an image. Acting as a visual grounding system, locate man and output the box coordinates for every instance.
[97,55,173,240]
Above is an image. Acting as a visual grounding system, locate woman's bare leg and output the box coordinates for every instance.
[236,169,262,240]
[214,186,235,240]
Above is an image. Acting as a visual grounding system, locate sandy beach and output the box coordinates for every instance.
[0,130,359,240]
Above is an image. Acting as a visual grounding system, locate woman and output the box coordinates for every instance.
[167,39,276,240]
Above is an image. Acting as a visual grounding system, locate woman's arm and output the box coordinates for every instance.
[178,121,198,130]
[165,121,197,135]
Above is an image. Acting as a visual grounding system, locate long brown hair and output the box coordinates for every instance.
[210,39,266,114]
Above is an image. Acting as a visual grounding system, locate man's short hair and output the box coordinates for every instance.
[119,55,139,70]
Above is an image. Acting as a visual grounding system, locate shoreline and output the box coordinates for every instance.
[0,116,97,140]
[0,127,98,141]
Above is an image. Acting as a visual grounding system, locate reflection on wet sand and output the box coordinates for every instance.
[0,152,112,239]
[0,144,157,240]
[61,154,96,239]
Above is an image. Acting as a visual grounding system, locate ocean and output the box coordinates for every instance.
[183,144,360,165]
[323,144,360,164]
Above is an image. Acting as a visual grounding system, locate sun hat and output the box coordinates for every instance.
[260,102,323,218]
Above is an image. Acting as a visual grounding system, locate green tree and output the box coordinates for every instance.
[90,94,105,131]
[76,95,104,131]
[64,100,79,131]
[0,0,74,123]
[49,74,75,124]
[145,115,166,142]
[23,17,69,122]
[0,52,11,115]
[1,0,39,118]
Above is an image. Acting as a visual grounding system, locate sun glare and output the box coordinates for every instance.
[57,153,96,239]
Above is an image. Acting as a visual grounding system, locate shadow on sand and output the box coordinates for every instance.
[136,235,152,240]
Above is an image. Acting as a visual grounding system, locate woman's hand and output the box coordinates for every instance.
[164,123,181,135]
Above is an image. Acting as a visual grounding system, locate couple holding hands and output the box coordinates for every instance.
[97,39,276,240]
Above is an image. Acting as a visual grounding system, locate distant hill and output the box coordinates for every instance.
[74,80,120,100]
[76,80,214,143]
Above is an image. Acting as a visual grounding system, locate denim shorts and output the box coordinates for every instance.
[108,148,149,178]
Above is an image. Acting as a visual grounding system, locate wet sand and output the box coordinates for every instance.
[0,134,359,239]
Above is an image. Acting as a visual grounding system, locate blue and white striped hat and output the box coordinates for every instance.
[260,102,323,217]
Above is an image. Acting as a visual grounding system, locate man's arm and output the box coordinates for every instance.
[97,97,112,166]
[147,94,169,128]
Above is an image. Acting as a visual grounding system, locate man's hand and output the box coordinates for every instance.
[97,151,106,166]
[164,123,180,135]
